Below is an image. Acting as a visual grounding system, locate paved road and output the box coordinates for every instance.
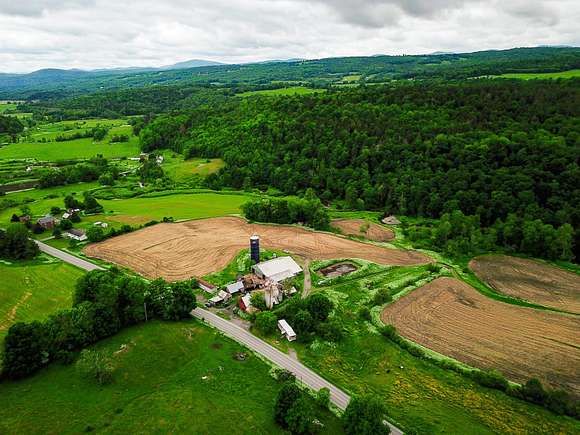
[35,240,104,272]
[192,307,403,435]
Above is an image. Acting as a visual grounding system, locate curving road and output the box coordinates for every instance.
[37,241,403,434]
[192,307,403,435]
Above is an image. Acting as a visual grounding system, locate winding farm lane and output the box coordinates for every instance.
[38,241,403,434]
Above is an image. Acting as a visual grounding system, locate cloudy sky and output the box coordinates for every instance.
[0,0,579,72]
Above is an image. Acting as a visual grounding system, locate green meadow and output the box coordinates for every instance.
[161,152,225,182]
[0,119,139,161]
[99,192,249,223]
[0,260,84,341]
[236,86,325,97]
[0,320,343,434]
[497,69,580,80]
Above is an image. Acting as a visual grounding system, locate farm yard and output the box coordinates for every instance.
[331,218,395,242]
[469,255,580,313]
[381,277,580,395]
[84,216,431,281]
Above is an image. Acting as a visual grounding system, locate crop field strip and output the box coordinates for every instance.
[470,255,580,314]
[381,277,580,395]
[331,218,395,242]
[84,216,431,281]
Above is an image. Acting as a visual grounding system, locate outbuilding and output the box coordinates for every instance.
[253,256,302,283]
[239,294,252,312]
[278,319,296,342]
[64,229,87,241]
[38,215,57,230]
[226,281,244,295]
[198,278,217,293]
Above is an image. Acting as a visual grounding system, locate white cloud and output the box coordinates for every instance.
[0,0,578,72]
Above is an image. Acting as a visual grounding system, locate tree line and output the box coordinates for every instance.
[1,269,197,379]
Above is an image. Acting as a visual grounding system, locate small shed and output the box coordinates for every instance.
[198,278,217,293]
[278,319,296,342]
[382,215,401,225]
[62,212,71,219]
[226,281,244,295]
[239,294,252,312]
[94,221,108,228]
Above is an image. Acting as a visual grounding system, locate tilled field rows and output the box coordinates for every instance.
[381,277,580,395]
[84,217,430,281]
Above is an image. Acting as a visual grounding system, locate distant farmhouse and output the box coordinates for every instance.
[37,215,57,230]
[64,229,87,241]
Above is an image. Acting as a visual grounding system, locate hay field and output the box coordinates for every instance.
[84,216,430,281]
[470,255,580,313]
[381,277,580,395]
[331,218,395,242]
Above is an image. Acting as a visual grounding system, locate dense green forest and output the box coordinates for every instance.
[139,79,579,260]
[1,47,579,99]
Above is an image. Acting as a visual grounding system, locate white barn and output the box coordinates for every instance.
[278,319,296,341]
[253,256,302,283]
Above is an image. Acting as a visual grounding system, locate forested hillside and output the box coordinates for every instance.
[2,47,580,99]
[140,79,580,259]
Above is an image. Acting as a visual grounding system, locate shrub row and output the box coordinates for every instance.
[379,325,579,419]
[1,269,197,380]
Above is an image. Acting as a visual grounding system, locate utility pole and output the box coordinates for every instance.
[144,301,148,322]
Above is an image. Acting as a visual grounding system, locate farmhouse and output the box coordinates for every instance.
[197,278,217,293]
[278,319,296,341]
[18,215,30,224]
[253,256,302,283]
[64,229,87,241]
[226,281,244,295]
[38,215,57,230]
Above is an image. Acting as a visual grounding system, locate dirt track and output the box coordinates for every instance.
[84,217,430,281]
[331,219,395,242]
[470,255,580,313]
[381,277,580,395]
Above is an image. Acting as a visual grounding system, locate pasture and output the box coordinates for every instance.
[236,86,325,97]
[0,320,342,434]
[381,277,580,395]
[161,153,224,182]
[84,216,431,281]
[470,255,580,313]
[497,69,580,80]
[0,119,139,161]
[0,260,84,341]
[98,192,249,224]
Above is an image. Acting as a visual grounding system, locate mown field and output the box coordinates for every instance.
[497,69,580,79]
[236,86,325,97]
[98,192,249,223]
[0,320,343,435]
[0,119,139,161]
[161,153,224,182]
[0,259,84,341]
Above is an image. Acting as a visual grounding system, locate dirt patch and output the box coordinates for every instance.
[470,255,580,313]
[332,219,394,242]
[381,277,580,395]
[0,292,31,332]
[319,262,358,278]
[84,216,430,281]
[211,342,223,349]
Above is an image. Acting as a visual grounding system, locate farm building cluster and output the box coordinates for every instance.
[199,236,301,340]
[203,255,301,310]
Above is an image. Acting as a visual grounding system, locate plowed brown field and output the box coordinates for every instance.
[381,277,580,395]
[470,255,580,313]
[331,219,395,242]
[84,217,430,281]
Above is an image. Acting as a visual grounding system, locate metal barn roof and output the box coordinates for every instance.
[253,256,302,281]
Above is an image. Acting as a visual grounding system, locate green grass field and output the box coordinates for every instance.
[99,192,250,223]
[0,103,18,113]
[0,260,84,341]
[236,87,325,97]
[0,320,343,434]
[256,264,580,434]
[497,69,580,80]
[161,152,225,182]
[0,119,139,161]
